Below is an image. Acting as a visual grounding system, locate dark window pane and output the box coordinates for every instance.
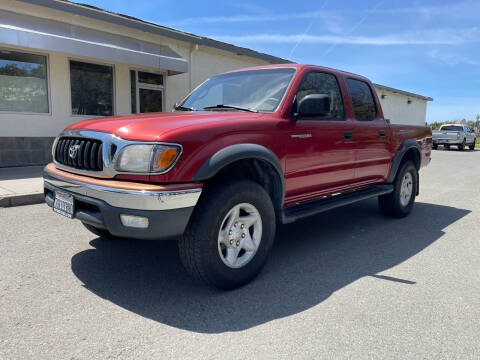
[138,71,163,86]
[295,72,344,119]
[0,50,48,113]
[346,79,377,121]
[70,61,113,116]
[139,89,163,113]
[441,125,463,131]
[130,70,136,114]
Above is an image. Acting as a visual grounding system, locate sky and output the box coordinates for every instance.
[84,0,480,123]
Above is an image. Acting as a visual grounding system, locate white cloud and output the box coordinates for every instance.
[165,1,480,26]
[210,28,480,46]
[427,49,480,66]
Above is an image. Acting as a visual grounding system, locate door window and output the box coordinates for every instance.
[294,72,344,120]
[346,79,377,121]
[130,70,164,113]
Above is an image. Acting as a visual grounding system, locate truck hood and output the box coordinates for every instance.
[67,111,264,141]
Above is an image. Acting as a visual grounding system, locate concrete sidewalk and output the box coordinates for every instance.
[0,166,45,207]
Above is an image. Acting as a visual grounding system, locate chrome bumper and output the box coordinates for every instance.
[43,169,202,211]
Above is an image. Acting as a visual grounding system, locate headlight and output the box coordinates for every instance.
[115,144,182,173]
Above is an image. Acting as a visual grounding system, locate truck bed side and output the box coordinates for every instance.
[389,124,432,169]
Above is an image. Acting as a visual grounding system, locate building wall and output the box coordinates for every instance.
[374,87,428,126]
[0,0,270,166]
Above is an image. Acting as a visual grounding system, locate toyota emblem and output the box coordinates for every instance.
[69,144,81,159]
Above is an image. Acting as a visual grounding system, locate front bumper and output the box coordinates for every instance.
[43,163,202,240]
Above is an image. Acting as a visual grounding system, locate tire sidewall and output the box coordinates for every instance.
[392,161,417,216]
[189,180,276,288]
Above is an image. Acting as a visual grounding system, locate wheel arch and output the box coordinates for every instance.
[386,139,421,184]
[193,144,285,210]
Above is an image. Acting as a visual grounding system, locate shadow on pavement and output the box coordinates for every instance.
[71,199,469,333]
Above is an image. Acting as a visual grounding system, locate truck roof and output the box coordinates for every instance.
[223,64,371,82]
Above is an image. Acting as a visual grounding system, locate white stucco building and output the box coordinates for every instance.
[374,83,432,127]
[0,0,432,167]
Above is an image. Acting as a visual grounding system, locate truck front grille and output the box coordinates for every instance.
[55,137,103,171]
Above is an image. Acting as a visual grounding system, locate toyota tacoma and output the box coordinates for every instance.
[44,64,432,289]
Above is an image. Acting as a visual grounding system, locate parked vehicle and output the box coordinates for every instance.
[44,64,432,289]
[432,124,476,150]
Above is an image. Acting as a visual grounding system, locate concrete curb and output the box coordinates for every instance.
[0,193,45,207]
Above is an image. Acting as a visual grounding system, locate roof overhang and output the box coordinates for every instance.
[16,0,292,65]
[0,9,188,75]
[374,83,433,102]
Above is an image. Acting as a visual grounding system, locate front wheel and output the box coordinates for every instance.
[378,160,418,218]
[470,139,476,150]
[179,180,276,290]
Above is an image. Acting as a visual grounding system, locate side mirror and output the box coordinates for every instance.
[296,94,331,118]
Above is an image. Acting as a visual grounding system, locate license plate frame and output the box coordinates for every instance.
[53,191,75,218]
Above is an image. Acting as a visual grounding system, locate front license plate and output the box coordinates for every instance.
[53,191,74,218]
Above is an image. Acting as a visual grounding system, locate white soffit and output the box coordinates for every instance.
[0,10,188,74]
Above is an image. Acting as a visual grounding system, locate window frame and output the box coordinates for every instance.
[345,77,378,122]
[0,47,52,116]
[68,58,116,117]
[129,68,166,114]
[293,70,346,121]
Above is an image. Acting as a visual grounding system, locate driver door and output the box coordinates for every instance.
[285,71,355,203]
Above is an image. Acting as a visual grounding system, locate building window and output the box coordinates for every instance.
[130,70,164,113]
[346,78,377,121]
[0,50,49,113]
[70,60,113,116]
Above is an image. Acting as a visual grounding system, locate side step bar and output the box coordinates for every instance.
[280,184,394,224]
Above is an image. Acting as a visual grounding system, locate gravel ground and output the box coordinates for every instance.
[1,149,479,359]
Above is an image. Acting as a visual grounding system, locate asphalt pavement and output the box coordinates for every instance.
[1,149,479,359]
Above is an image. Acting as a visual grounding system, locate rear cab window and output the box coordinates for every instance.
[346,78,377,121]
[440,125,463,131]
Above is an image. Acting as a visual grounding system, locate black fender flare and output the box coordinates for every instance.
[386,139,421,183]
[193,143,285,205]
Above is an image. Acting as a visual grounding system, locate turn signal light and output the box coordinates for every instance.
[153,148,179,170]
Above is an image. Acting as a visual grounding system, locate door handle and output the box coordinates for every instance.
[379,130,387,137]
[343,131,353,140]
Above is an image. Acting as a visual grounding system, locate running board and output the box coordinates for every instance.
[280,184,394,224]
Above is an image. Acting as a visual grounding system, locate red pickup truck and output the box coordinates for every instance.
[44,64,432,289]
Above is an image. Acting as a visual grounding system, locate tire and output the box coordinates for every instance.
[82,222,113,239]
[458,139,465,151]
[470,139,476,150]
[378,160,418,218]
[444,144,450,150]
[432,144,438,150]
[179,180,276,290]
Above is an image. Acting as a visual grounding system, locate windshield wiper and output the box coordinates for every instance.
[174,105,196,111]
[202,104,257,113]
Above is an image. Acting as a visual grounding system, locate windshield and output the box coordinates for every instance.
[180,68,296,113]
[441,125,463,131]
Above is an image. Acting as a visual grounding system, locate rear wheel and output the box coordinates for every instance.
[470,139,476,150]
[444,144,450,150]
[458,139,466,151]
[179,180,276,290]
[432,143,438,150]
[379,160,417,218]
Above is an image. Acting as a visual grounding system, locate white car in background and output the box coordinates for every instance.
[432,124,476,150]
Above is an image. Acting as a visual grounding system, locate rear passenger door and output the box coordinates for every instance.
[345,78,391,183]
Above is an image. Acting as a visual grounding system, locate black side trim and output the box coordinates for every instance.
[193,143,285,204]
[280,184,394,224]
[386,139,421,183]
